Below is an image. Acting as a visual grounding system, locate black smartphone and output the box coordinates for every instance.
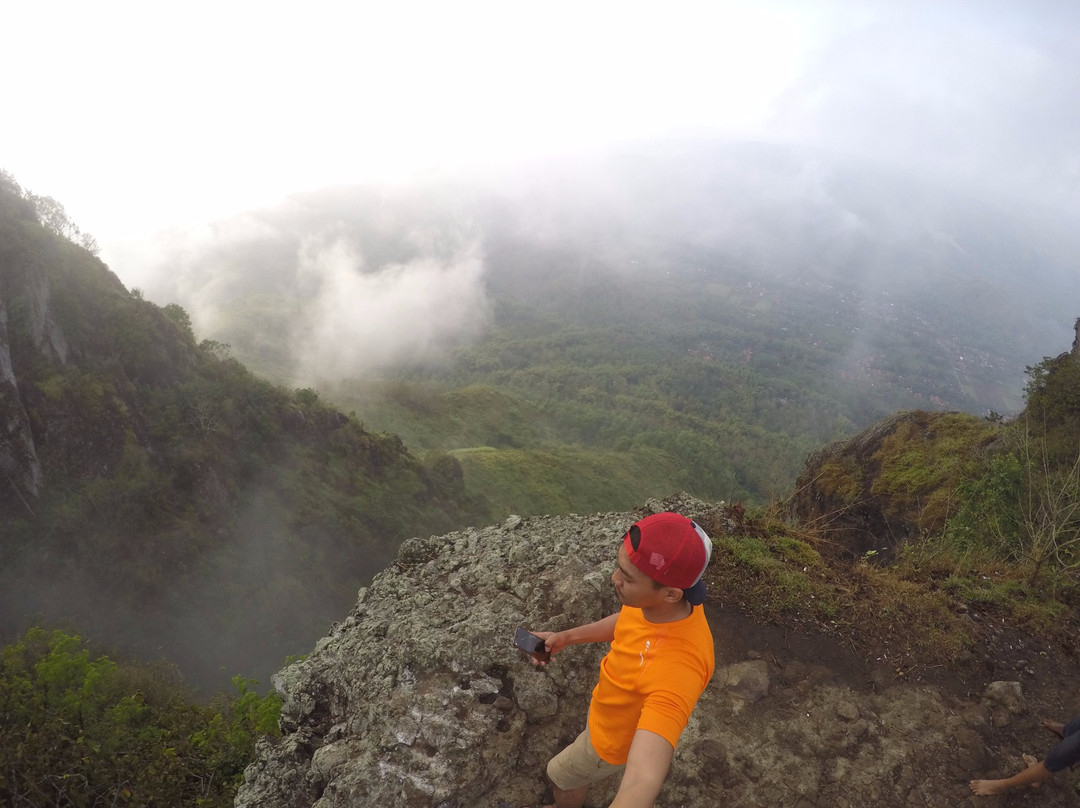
[514,627,550,663]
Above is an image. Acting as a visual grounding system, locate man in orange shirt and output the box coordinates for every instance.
[528,512,716,808]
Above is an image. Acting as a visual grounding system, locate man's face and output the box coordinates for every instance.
[611,544,668,608]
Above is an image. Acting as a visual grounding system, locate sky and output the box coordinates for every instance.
[3,2,1077,259]
[1,1,803,243]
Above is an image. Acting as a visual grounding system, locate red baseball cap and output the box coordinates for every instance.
[623,512,713,605]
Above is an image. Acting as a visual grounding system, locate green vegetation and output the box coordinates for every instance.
[869,411,1001,531]
[704,499,1012,671]
[931,427,1080,589]
[316,245,1041,521]
[705,351,1080,669]
[0,627,280,807]
[334,381,562,453]
[700,502,973,666]
[453,445,684,517]
[157,178,1043,522]
[328,304,867,516]
[881,352,1080,600]
[0,174,485,691]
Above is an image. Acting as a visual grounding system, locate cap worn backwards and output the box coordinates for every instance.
[623,512,713,605]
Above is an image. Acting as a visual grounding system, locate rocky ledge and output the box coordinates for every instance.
[237,494,1080,807]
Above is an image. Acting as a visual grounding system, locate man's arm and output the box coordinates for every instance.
[607,729,674,808]
[559,612,619,646]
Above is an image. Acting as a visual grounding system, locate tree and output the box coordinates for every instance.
[163,302,196,341]
[26,193,101,256]
[0,627,281,807]
[1011,427,1080,586]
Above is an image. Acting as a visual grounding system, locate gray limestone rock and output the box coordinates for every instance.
[236,496,1077,808]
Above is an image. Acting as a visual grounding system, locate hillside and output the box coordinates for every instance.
[0,171,484,691]
[125,141,1080,518]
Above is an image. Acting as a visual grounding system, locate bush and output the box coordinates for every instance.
[942,425,1080,587]
[0,628,281,808]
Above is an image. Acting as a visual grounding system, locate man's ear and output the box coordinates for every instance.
[662,586,685,603]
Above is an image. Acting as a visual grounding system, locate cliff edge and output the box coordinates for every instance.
[237,493,1080,807]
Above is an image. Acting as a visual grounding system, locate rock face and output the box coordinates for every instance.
[789,409,999,562]
[0,341,41,502]
[236,493,1080,808]
[790,411,920,561]
[0,210,105,507]
[237,501,629,808]
[0,261,53,502]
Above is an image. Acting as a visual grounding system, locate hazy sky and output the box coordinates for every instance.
[2,0,1079,284]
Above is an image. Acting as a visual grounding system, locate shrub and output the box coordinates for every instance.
[0,628,281,808]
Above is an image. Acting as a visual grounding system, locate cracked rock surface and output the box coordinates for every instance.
[236,494,1080,807]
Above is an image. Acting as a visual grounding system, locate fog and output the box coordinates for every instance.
[291,238,489,384]
[0,479,401,693]
[772,1,1080,222]
[4,0,1080,691]
[3,1,1078,256]
[104,130,1079,404]
[3,2,1077,382]
[127,215,490,384]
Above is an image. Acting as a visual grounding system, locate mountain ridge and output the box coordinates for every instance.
[116,140,1080,518]
[0,172,483,691]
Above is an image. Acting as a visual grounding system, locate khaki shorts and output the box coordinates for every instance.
[546,725,625,791]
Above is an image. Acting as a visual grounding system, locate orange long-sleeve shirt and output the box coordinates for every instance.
[587,604,715,764]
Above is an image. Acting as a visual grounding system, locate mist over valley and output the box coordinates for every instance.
[3,132,1078,705]
[126,140,1077,511]
[4,2,1080,802]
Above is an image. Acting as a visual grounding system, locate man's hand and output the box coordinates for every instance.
[607,729,674,808]
[527,613,620,666]
[526,630,570,666]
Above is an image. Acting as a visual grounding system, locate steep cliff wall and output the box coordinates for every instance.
[0,297,41,503]
[237,493,1080,808]
[0,212,74,503]
[0,196,132,509]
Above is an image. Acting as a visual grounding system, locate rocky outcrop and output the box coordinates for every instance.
[237,493,1078,808]
[0,212,76,505]
[789,409,1001,562]
[790,411,924,560]
[0,284,43,503]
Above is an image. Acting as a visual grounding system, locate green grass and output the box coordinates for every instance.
[451,445,685,519]
[330,380,561,452]
[869,411,1003,531]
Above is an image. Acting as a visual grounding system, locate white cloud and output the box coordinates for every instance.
[1,1,812,255]
[291,236,489,383]
[2,0,1079,293]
